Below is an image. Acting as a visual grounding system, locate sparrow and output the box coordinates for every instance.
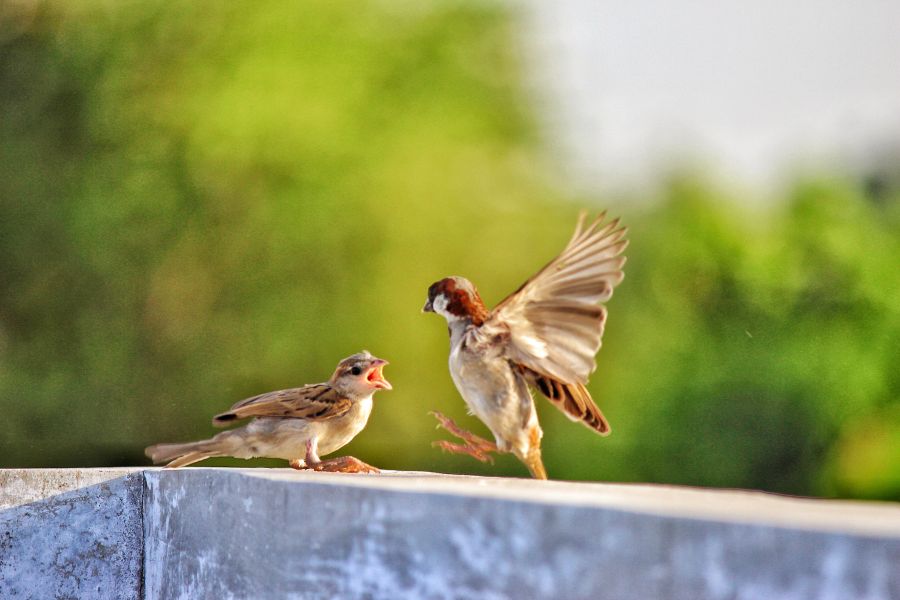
[423,212,627,479]
[145,351,392,473]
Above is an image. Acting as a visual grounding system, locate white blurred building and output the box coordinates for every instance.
[521,0,900,196]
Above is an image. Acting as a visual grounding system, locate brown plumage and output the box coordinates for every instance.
[212,384,353,425]
[145,352,391,471]
[517,365,610,436]
[424,212,626,478]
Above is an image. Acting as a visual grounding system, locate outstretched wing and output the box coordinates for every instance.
[489,211,628,385]
[212,383,352,426]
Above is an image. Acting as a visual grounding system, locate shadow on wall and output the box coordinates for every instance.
[0,470,143,599]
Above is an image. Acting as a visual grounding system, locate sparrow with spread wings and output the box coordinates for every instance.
[423,213,627,479]
[145,351,391,473]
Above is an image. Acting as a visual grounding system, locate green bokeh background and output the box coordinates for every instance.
[2,1,898,499]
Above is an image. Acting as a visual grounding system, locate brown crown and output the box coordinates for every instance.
[428,277,489,325]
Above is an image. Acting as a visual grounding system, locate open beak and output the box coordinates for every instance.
[365,359,392,390]
[422,299,433,313]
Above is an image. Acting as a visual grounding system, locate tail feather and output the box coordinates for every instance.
[165,451,217,468]
[513,424,549,480]
[520,366,611,436]
[523,447,548,480]
[145,440,219,468]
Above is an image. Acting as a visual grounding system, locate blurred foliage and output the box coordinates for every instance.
[1,1,898,500]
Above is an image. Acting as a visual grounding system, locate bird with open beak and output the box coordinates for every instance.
[145,351,391,473]
[423,213,627,479]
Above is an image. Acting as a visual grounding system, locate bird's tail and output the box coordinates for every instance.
[520,367,611,436]
[522,446,548,480]
[145,440,220,468]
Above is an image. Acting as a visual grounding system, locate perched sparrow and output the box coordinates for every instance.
[423,213,627,479]
[145,351,392,473]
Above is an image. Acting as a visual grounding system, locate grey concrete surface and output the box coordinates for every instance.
[0,468,144,599]
[143,469,900,600]
[2,468,899,599]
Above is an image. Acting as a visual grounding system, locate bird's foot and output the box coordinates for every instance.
[311,456,380,474]
[289,458,306,470]
[432,440,496,464]
[430,410,498,463]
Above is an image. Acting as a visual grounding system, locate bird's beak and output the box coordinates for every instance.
[422,299,433,313]
[365,359,392,390]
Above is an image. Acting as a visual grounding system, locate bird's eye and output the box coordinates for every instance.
[350,366,362,376]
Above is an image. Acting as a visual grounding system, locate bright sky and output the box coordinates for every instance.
[522,0,900,196]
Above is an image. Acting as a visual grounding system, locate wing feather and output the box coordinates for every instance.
[490,212,628,384]
[211,383,352,426]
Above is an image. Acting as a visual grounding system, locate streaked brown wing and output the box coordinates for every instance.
[487,212,628,384]
[515,364,610,436]
[212,383,352,426]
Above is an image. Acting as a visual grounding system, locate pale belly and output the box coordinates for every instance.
[232,395,373,461]
[449,344,536,455]
[317,395,374,456]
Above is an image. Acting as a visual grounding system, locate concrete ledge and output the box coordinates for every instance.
[3,468,900,599]
[0,469,144,599]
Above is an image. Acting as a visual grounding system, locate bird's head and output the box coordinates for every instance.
[330,351,392,397]
[422,276,489,326]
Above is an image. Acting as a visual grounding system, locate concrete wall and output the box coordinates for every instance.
[2,468,899,599]
[0,469,144,599]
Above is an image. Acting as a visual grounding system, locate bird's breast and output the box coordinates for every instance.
[449,343,517,412]
[316,394,373,456]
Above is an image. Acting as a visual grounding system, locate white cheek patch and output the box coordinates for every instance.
[432,294,459,321]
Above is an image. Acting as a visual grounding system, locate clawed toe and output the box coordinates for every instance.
[430,411,499,464]
[430,410,457,431]
[430,411,497,451]
[432,440,495,464]
[311,456,380,474]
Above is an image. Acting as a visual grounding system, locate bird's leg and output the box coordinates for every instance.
[430,411,498,452]
[299,438,322,470]
[312,456,380,474]
[432,440,495,464]
[430,410,498,463]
